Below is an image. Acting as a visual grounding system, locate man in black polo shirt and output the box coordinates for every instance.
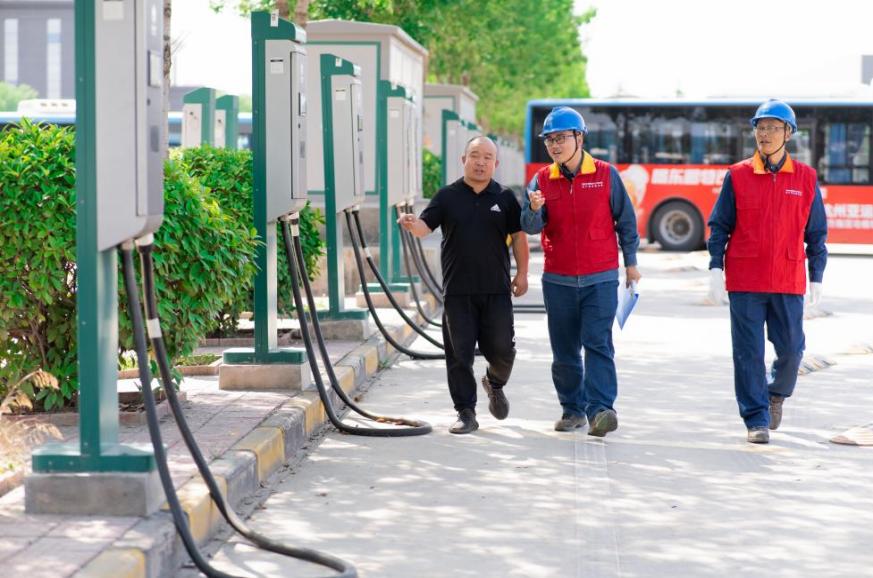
[399,136,530,434]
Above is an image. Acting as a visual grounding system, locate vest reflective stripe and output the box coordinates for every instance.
[725,156,816,294]
[537,155,618,276]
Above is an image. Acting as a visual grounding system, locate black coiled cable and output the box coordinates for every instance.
[394,204,441,328]
[344,209,444,361]
[279,216,432,437]
[128,238,358,578]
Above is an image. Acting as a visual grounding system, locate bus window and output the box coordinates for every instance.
[690,121,739,165]
[820,122,870,184]
[583,110,618,163]
[627,111,689,165]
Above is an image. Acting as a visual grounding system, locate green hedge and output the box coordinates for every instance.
[0,123,325,409]
[115,158,259,366]
[0,121,78,409]
[178,146,326,332]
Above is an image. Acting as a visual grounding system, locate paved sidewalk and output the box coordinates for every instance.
[191,251,873,578]
[0,296,444,578]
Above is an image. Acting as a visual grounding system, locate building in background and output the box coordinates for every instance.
[0,0,74,99]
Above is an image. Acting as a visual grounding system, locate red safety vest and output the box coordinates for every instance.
[725,152,816,295]
[536,152,618,276]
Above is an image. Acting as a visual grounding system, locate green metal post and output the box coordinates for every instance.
[183,87,216,146]
[32,0,154,474]
[377,80,413,289]
[441,109,460,187]
[225,11,306,366]
[215,94,239,150]
[319,54,368,321]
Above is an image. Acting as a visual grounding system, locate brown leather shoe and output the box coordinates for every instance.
[769,395,784,430]
[481,376,509,420]
[554,414,587,432]
[588,410,618,437]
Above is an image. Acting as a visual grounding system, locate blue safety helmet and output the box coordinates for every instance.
[539,106,588,137]
[750,99,797,134]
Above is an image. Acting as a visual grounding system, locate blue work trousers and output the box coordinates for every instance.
[542,279,619,419]
[728,292,805,428]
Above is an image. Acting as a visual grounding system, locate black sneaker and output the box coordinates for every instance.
[449,408,479,434]
[481,376,509,420]
[588,410,618,437]
[769,395,784,430]
[554,414,587,432]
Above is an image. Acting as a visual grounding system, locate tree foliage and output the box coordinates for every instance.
[211,0,592,137]
[0,82,38,112]
[309,0,593,137]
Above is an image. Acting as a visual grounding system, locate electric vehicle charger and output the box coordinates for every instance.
[394,205,441,328]
[348,208,445,351]
[344,209,445,360]
[279,215,432,437]
[122,239,358,578]
[412,233,444,306]
[399,203,444,306]
[346,207,445,349]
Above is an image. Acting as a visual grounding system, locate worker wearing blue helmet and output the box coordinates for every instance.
[521,106,641,437]
[707,99,828,444]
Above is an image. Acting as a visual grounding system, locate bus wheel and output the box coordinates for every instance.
[651,201,704,252]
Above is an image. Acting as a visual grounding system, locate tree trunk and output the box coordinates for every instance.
[294,0,310,27]
[162,0,172,156]
[275,0,290,19]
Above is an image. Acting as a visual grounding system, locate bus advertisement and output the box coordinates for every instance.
[525,99,873,250]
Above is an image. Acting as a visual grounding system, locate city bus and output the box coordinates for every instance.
[525,98,873,250]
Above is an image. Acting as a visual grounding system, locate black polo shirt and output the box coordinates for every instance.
[419,178,522,296]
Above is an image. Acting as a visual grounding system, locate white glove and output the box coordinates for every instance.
[709,268,727,305]
[809,282,823,307]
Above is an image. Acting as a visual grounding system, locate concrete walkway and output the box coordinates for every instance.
[191,250,873,578]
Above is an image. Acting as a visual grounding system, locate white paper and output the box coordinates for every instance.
[616,280,639,330]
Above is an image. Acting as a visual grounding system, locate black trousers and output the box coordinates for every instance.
[442,293,516,412]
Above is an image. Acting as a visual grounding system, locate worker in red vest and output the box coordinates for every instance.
[522,106,641,437]
[708,99,828,444]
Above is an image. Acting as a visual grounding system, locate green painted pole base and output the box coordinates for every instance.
[222,347,307,365]
[32,442,155,473]
[366,281,412,294]
[317,309,369,321]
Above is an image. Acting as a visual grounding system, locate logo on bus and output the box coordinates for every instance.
[650,167,726,187]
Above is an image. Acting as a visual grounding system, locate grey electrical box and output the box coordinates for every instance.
[386,90,412,207]
[444,115,463,185]
[95,0,165,251]
[326,58,365,210]
[406,96,421,201]
[264,37,307,220]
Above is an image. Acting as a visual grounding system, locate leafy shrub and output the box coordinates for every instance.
[117,158,260,360]
[422,148,442,199]
[0,121,78,409]
[178,146,326,329]
[0,122,259,409]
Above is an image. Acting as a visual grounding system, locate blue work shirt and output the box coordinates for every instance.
[707,172,828,282]
[521,163,640,288]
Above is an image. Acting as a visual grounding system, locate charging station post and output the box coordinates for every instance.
[182,87,216,148]
[27,0,165,516]
[220,11,311,391]
[313,53,371,339]
[215,93,239,149]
